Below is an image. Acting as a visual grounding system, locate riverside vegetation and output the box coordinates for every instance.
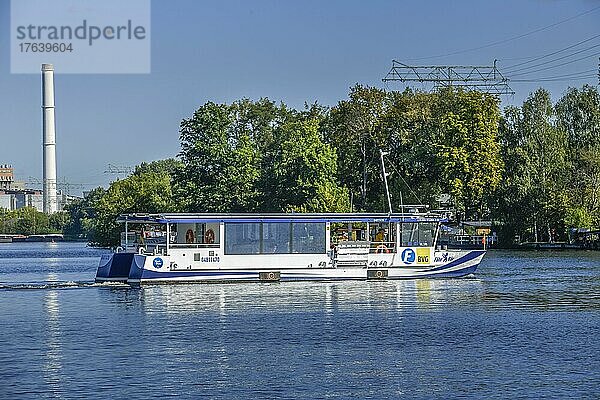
[2,85,598,247]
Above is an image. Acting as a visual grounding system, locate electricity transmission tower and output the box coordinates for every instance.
[27,176,84,195]
[383,60,515,95]
[104,164,134,181]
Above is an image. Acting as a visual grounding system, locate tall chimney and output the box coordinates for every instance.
[42,63,57,214]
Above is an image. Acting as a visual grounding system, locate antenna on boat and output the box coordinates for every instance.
[379,149,393,214]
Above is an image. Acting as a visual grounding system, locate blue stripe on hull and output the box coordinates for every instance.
[141,270,258,279]
[135,262,480,282]
[392,262,479,279]
[128,250,483,284]
[427,250,485,272]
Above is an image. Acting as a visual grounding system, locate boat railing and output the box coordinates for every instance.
[169,243,221,249]
[135,242,220,256]
[454,234,496,245]
[333,240,396,254]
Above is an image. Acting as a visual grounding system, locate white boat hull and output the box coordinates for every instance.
[126,250,485,284]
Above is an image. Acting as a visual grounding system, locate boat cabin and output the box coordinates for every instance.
[119,213,444,259]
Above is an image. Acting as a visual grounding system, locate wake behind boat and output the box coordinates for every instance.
[96,211,485,284]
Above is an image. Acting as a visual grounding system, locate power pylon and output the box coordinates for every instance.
[383,60,514,95]
[104,164,134,181]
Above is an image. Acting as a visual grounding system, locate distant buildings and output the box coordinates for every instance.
[0,165,14,190]
[0,189,44,212]
[0,164,80,213]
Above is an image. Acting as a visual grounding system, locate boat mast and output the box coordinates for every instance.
[379,149,393,214]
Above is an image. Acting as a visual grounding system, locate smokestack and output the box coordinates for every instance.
[42,63,57,214]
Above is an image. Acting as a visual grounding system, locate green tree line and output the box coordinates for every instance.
[3,84,598,247]
[0,207,69,235]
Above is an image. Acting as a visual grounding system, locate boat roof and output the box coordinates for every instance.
[117,212,446,224]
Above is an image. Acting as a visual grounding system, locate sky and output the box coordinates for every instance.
[0,0,599,195]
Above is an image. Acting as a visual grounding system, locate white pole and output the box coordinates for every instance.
[166,223,170,256]
[42,64,57,214]
[379,149,393,214]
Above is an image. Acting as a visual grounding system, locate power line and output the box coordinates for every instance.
[511,75,596,83]
[402,5,600,61]
[510,52,600,77]
[505,42,600,74]
[503,34,600,71]
[513,69,597,79]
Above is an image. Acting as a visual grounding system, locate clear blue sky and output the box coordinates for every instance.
[0,0,599,194]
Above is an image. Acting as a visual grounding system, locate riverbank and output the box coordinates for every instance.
[0,234,87,243]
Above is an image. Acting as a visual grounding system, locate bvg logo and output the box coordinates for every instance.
[401,249,415,264]
[153,257,163,269]
[416,248,430,264]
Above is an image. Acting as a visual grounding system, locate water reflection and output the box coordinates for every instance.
[43,273,62,397]
[136,278,488,316]
[415,279,431,306]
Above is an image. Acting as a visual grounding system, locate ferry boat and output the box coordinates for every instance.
[95,211,485,284]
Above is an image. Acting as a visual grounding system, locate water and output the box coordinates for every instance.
[0,243,599,399]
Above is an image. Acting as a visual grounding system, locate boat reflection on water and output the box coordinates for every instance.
[133,278,485,315]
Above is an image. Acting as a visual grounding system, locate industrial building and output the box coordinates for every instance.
[0,165,14,190]
[0,165,79,213]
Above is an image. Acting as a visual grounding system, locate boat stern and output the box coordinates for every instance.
[95,252,135,283]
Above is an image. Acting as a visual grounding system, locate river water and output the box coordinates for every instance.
[0,243,598,399]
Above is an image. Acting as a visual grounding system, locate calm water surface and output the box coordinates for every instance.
[0,243,599,399]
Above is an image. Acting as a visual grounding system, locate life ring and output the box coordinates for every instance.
[375,270,384,278]
[268,272,275,280]
[376,244,389,253]
[185,229,195,244]
[204,229,215,244]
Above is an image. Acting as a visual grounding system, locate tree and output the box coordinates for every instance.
[323,84,388,211]
[323,86,503,218]
[555,85,600,228]
[430,88,503,219]
[174,101,261,212]
[383,88,438,207]
[175,98,350,213]
[13,207,49,235]
[268,119,350,212]
[495,89,569,243]
[63,187,106,240]
[134,158,182,177]
[92,171,175,247]
[49,211,70,233]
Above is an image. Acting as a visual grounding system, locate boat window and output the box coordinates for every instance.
[401,223,419,246]
[400,222,436,247]
[224,222,326,255]
[225,223,261,255]
[174,223,219,246]
[291,223,326,254]
[418,223,436,247]
[262,222,291,254]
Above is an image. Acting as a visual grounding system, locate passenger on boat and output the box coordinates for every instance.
[374,228,390,253]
